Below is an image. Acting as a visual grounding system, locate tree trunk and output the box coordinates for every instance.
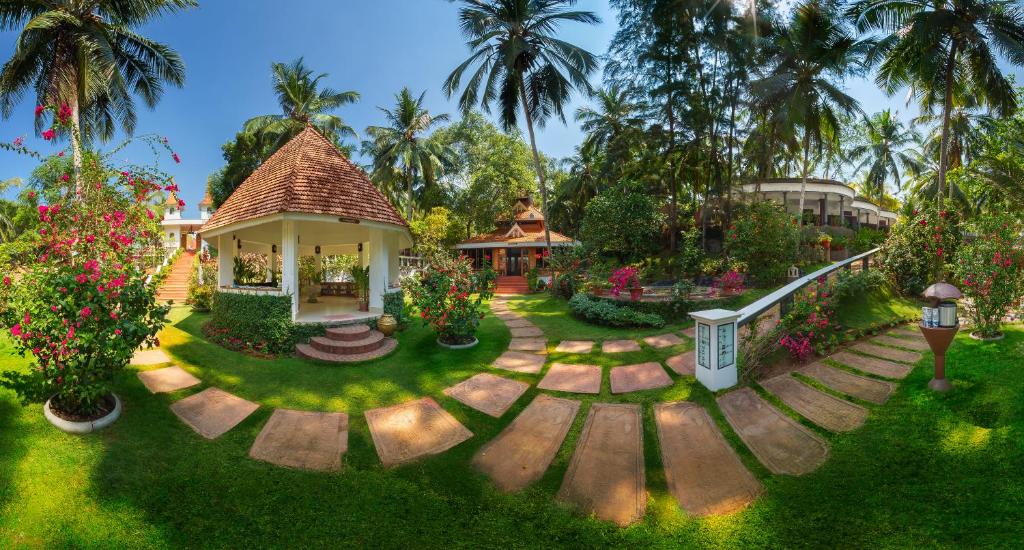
[798,128,810,225]
[406,163,414,221]
[517,73,552,253]
[936,42,959,213]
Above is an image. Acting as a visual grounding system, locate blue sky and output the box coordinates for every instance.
[0,1,1018,213]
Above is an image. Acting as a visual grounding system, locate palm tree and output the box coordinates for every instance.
[244,58,359,151]
[0,0,195,192]
[575,85,642,176]
[752,0,868,224]
[364,88,452,221]
[916,95,995,172]
[444,0,600,251]
[848,110,921,202]
[848,0,1024,211]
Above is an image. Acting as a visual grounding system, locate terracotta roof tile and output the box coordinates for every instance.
[203,126,406,233]
[457,228,575,245]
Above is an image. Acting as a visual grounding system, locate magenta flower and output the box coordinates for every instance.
[42,129,56,141]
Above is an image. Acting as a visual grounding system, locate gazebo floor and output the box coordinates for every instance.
[295,295,380,325]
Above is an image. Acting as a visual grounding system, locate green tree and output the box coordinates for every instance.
[0,0,194,192]
[579,185,664,263]
[849,0,1024,211]
[408,207,463,260]
[752,0,867,224]
[848,110,921,202]
[575,85,643,178]
[364,88,452,221]
[444,0,600,251]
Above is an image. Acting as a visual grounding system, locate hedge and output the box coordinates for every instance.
[586,293,752,323]
[208,292,324,354]
[568,293,665,328]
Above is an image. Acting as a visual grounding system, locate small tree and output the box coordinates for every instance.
[404,255,494,346]
[725,202,801,286]
[580,185,663,263]
[880,209,962,296]
[953,215,1024,338]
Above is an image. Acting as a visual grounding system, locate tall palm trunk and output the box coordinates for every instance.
[798,127,810,225]
[936,43,959,212]
[518,73,552,252]
[69,94,84,196]
[405,163,414,221]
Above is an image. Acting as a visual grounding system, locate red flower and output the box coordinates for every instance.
[79,306,92,318]
[61,174,69,182]
[12,136,24,147]
[34,105,44,117]
[41,129,55,141]
[172,153,181,163]
[2,276,9,286]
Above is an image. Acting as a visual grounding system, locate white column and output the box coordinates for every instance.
[386,233,400,287]
[689,308,741,391]
[267,245,277,284]
[217,234,234,287]
[368,230,387,310]
[281,220,299,320]
[358,241,367,268]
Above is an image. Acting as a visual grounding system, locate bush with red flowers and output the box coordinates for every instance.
[953,214,1024,338]
[404,255,495,345]
[880,208,962,295]
[608,266,640,296]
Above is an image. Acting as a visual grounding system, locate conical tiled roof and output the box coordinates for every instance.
[199,178,214,207]
[202,126,407,233]
[164,190,180,207]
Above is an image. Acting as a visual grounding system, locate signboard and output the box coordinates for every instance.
[697,323,710,369]
[717,323,735,369]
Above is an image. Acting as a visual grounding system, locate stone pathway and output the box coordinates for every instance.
[830,351,913,379]
[610,362,673,394]
[799,362,895,405]
[365,397,473,467]
[473,395,580,492]
[889,326,924,339]
[558,403,646,527]
[443,373,529,417]
[538,363,602,394]
[664,353,695,376]
[654,402,762,517]
[509,338,547,353]
[851,342,922,364]
[492,350,547,374]
[249,409,349,471]
[681,325,696,339]
[643,333,684,349]
[170,387,259,440]
[601,339,641,353]
[873,334,930,352]
[137,366,200,393]
[130,348,172,366]
[504,318,535,329]
[760,375,867,432]
[510,326,544,338]
[717,388,829,476]
[554,340,594,354]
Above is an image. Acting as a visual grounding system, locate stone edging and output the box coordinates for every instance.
[437,337,480,349]
[44,394,122,434]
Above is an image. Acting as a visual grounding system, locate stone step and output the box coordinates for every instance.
[325,324,372,341]
[889,326,924,339]
[830,351,913,379]
[309,332,385,355]
[799,362,895,405]
[557,403,646,527]
[850,342,922,364]
[473,394,581,492]
[717,388,829,476]
[760,375,867,432]
[296,338,397,363]
[872,334,931,352]
[654,402,762,517]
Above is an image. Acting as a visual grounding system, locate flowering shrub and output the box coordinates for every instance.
[777,277,841,361]
[880,208,962,295]
[716,271,745,295]
[725,201,800,286]
[608,266,640,296]
[404,255,495,345]
[547,247,587,298]
[779,333,814,362]
[953,214,1024,338]
[0,107,174,417]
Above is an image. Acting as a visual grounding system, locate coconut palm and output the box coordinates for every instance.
[848,110,921,202]
[243,58,359,151]
[916,95,996,172]
[848,0,1024,211]
[0,0,194,192]
[444,0,600,250]
[751,0,868,223]
[575,86,643,176]
[364,88,452,221]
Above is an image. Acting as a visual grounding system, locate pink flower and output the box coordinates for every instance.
[114,329,122,335]
[12,136,24,147]
[172,153,181,163]
[34,105,44,117]
[2,276,9,286]
[79,306,92,318]
[60,174,69,182]
[146,209,154,220]
[57,103,72,123]
[41,129,55,141]
[10,324,21,337]
[57,151,64,157]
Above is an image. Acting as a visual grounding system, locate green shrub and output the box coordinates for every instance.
[207,292,308,354]
[580,184,664,263]
[526,267,539,292]
[880,209,962,295]
[725,201,800,286]
[953,214,1024,337]
[382,288,406,325]
[568,293,665,328]
[851,227,886,253]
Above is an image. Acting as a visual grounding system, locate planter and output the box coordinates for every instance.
[629,287,643,301]
[358,300,369,312]
[969,331,1004,341]
[44,394,122,434]
[592,287,605,297]
[306,283,322,303]
[437,336,479,349]
[377,314,398,337]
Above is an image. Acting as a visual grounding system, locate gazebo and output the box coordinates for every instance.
[201,126,411,323]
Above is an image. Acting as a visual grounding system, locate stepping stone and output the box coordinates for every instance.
[889,326,923,339]
[872,334,930,352]
[509,338,547,353]
[554,340,594,354]
[601,339,641,353]
[831,351,913,379]
[538,363,601,394]
[610,362,673,394]
[717,388,828,476]
[760,375,867,432]
[492,351,546,374]
[654,402,762,517]
[170,387,259,440]
[558,403,645,526]
[800,362,896,405]
[681,325,696,339]
[665,353,695,376]
[365,397,473,467]
[504,318,535,329]
[130,348,171,366]
[249,409,348,471]
[850,342,921,364]
[643,333,685,348]
[494,312,519,321]
[442,373,529,417]
[473,395,580,492]
[510,326,544,338]
[137,366,200,393]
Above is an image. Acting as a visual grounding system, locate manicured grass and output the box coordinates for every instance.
[837,285,923,331]
[2,297,1024,547]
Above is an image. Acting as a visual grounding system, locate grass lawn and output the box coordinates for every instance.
[837,285,923,331]
[2,295,1024,547]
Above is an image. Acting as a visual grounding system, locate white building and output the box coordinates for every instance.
[161,182,215,251]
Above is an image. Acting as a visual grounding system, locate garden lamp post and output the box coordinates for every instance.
[920,282,962,392]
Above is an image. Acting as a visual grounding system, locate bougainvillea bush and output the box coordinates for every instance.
[0,107,174,418]
[880,208,962,295]
[608,266,640,296]
[953,214,1024,338]
[777,277,841,361]
[404,255,495,345]
[725,201,800,286]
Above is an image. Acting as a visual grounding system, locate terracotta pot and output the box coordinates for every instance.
[592,287,605,297]
[629,287,643,301]
[377,314,397,337]
[358,300,369,312]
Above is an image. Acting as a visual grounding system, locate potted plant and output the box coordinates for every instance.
[609,266,643,301]
[351,266,370,311]
[829,235,848,261]
[299,256,322,303]
[404,255,494,348]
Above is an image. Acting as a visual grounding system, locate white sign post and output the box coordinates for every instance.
[688,308,741,391]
